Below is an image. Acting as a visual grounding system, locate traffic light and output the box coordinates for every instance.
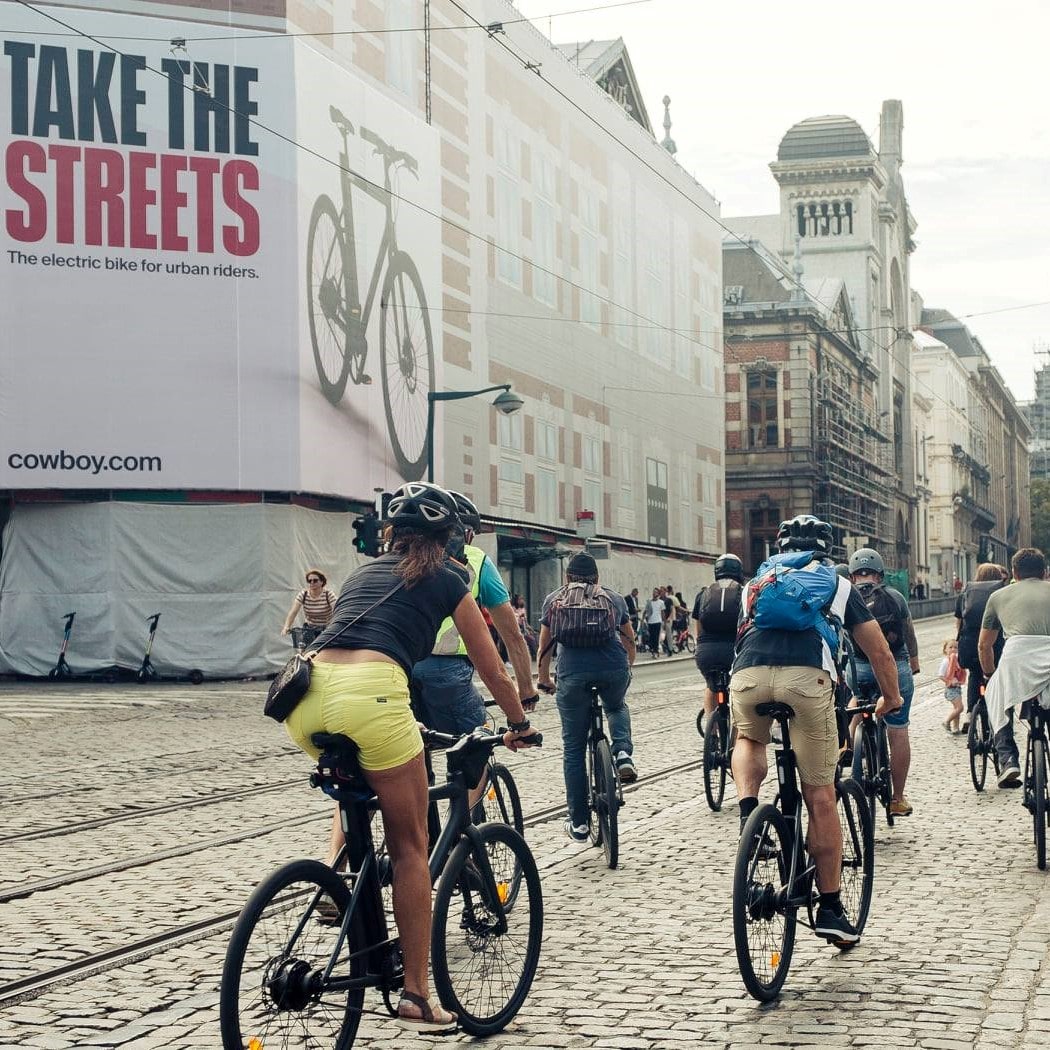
[352,512,381,557]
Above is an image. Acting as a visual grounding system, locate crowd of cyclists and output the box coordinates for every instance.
[270,482,1050,1029]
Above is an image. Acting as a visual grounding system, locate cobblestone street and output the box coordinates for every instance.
[3,615,1049,1048]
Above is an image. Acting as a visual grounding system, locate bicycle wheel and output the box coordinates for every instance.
[876,725,895,828]
[220,859,361,1050]
[479,763,525,908]
[592,739,619,869]
[432,823,543,1036]
[732,804,796,1002]
[1035,738,1047,870]
[380,251,434,481]
[306,194,353,405]
[703,707,729,812]
[850,720,878,826]
[835,778,875,944]
[969,703,989,791]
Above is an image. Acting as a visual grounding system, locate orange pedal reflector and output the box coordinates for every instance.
[248,1039,264,1050]
[497,882,510,904]
[771,951,781,968]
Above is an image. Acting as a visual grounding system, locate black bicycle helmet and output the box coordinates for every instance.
[848,547,885,577]
[446,490,482,532]
[385,482,459,533]
[776,514,834,554]
[714,553,745,582]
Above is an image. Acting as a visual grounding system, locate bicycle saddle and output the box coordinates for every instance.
[312,732,362,764]
[328,105,354,134]
[755,701,796,721]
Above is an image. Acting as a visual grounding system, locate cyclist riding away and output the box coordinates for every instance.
[980,548,1050,786]
[846,547,920,817]
[284,482,537,1033]
[693,553,745,734]
[536,552,638,840]
[956,563,1008,737]
[411,490,539,807]
[731,515,903,944]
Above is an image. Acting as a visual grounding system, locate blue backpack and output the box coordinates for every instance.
[742,550,843,655]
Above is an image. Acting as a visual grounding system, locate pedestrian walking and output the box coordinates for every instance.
[644,588,664,657]
[938,639,966,733]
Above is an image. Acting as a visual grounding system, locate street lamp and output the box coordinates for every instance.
[426,383,523,482]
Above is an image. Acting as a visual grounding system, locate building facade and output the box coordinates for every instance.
[0,0,723,675]
[722,239,893,571]
[727,103,919,576]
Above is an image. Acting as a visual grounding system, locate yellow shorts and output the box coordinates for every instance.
[730,665,838,787]
[285,661,423,772]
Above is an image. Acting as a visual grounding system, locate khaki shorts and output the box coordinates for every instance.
[730,665,838,787]
[285,661,423,772]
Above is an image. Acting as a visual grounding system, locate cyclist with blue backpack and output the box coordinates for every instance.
[536,552,637,841]
[730,515,903,944]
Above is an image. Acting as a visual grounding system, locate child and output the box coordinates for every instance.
[938,639,966,733]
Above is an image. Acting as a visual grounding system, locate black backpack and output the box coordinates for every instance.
[957,580,1006,667]
[697,580,742,636]
[857,583,906,652]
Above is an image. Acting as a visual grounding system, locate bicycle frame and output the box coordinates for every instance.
[1024,705,1050,798]
[333,133,400,336]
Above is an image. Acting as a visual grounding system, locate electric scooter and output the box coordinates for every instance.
[136,613,204,685]
[48,612,76,678]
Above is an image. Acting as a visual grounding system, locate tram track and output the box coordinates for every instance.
[0,753,702,1008]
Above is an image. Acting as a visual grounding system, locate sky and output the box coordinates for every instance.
[514,0,1049,401]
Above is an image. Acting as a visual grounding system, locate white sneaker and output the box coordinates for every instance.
[615,751,638,783]
[564,819,590,842]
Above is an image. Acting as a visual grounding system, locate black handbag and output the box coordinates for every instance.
[264,580,405,722]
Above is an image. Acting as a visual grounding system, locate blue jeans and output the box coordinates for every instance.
[848,656,915,727]
[555,667,632,827]
[410,655,486,735]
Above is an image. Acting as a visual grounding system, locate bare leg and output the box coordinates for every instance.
[731,736,768,800]
[887,726,911,799]
[801,782,842,893]
[325,806,345,868]
[704,687,717,720]
[363,753,443,1011]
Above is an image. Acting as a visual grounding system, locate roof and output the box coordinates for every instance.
[555,38,652,132]
[921,308,987,360]
[777,115,875,162]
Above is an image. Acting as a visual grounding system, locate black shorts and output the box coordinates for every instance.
[696,637,734,690]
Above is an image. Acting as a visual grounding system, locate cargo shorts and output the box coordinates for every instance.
[730,665,838,787]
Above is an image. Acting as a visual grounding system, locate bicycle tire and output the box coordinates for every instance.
[480,763,525,908]
[1035,738,1047,870]
[703,706,729,812]
[835,778,875,944]
[220,858,361,1050]
[876,724,894,827]
[306,194,353,405]
[595,739,619,869]
[969,703,989,792]
[431,823,543,1036]
[379,251,434,480]
[732,804,795,1002]
[683,635,696,654]
[696,709,705,739]
[851,720,878,826]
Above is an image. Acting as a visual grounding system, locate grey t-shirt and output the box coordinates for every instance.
[982,579,1050,638]
[982,579,1050,634]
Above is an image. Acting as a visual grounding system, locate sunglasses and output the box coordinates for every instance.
[306,577,322,583]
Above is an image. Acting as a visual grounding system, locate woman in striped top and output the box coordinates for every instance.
[281,569,337,648]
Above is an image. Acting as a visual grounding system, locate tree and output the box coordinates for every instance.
[1031,478,1050,554]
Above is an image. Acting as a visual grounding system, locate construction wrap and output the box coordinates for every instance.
[0,503,363,678]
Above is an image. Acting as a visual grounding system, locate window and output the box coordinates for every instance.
[645,457,668,545]
[385,0,414,95]
[620,444,632,485]
[749,507,780,573]
[498,412,522,451]
[612,184,633,347]
[495,126,521,286]
[537,467,557,522]
[747,370,778,448]
[536,420,557,461]
[583,478,602,527]
[533,155,557,307]
[583,435,601,475]
[578,191,599,327]
[797,200,853,237]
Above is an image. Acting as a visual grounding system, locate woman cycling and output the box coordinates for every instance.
[284,482,537,1034]
[280,568,336,649]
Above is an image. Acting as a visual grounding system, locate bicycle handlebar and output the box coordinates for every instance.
[359,126,418,176]
[421,727,542,751]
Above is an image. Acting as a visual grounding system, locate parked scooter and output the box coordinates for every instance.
[136,613,204,685]
[48,612,76,678]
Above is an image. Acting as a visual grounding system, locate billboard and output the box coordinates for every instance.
[0,4,441,495]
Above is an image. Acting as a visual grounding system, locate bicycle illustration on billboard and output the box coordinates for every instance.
[306,106,435,480]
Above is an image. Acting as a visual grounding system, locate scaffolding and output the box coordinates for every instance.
[813,372,894,544]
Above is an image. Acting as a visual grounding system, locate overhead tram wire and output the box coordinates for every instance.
[447,0,1036,423]
[0,0,655,42]
[13,1,1029,424]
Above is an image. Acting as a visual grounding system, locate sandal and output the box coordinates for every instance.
[396,991,457,1034]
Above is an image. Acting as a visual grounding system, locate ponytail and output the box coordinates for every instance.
[389,526,450,586]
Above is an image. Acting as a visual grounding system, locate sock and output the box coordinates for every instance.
[738,796,759,830]
[820,891,842,911]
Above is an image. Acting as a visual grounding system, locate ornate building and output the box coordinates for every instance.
[728,102,919,575]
